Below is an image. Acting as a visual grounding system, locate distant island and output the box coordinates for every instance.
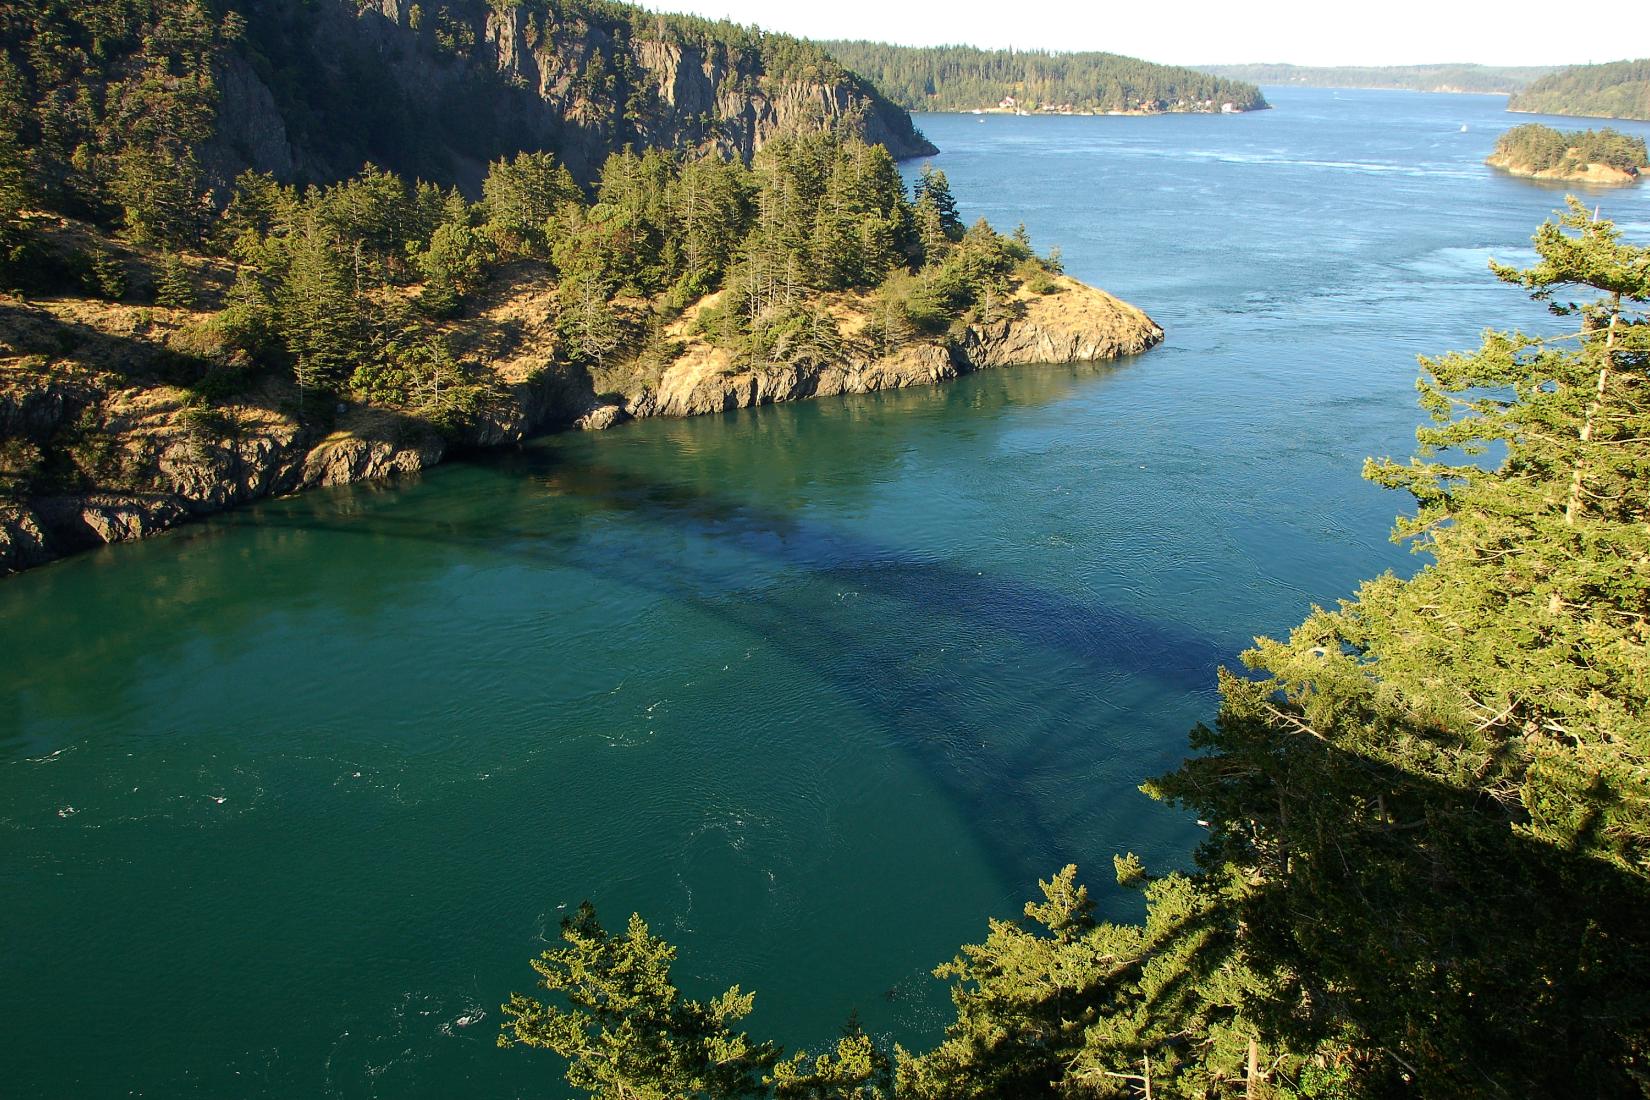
[821,42,1268,115]
[1507,59,1650,121]
[1198,62,1554,95]
[1486,123,1648,184]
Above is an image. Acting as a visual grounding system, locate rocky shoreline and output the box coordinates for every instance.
[1,276,1160,575]
[1485,153,1641,185]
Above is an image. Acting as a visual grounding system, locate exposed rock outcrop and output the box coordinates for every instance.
[1,274,1160,576]
[622,276,1162,421]
[1485,153,1641,185]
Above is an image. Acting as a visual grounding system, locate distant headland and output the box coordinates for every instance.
[1507,59,1650,122]
[1197,62,1554,96]
[821,42,1269,116]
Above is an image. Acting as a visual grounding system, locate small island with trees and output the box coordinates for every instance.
[1485,123,1648,184]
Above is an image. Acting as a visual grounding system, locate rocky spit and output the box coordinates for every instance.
[1,276,1161,574]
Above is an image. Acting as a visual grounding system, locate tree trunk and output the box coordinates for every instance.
[1552,297,1619,614]
[1564,296,1619,528]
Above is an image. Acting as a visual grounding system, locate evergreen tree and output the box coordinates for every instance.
[480,150,580,259]
[86,244,127,301]
[415,216,490,317]
[277,220,364,395]
[819,40,1268,115]
[153,249,195,308]
[503,204,1650,1100]
[768,1019,891,1099]
[0,103,26,288]
[499,904,780,1099]
[665,157,751,299]
[914,168,963,242]
[556,273,624,369]
[1151,198,1650,1095]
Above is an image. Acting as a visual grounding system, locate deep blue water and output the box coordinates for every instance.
[2,87,1647,1097]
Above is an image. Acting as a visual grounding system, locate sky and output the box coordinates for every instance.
[643,0,1650,68]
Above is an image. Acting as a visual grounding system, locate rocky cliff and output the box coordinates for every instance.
[0,273,1160,575]
[206,0,935,193]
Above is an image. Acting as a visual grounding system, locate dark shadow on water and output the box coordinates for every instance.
[214,441,1230,894]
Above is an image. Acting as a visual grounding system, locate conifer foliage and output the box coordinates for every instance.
[502,206,1650,1098]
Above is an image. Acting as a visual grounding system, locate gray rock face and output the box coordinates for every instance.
[300,434,445,488]
[628,343,961,419]
[575,403,626,431]
[155,431,305,508]
[1,401,451,575]
[204,0,935,196]
[0,507,49,574]
[959,314,1165,368]
[78,497,188,544]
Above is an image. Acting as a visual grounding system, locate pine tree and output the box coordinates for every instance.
[666,158,751,299]
[87,244,127,301]
[0,129,26,288]
[153,250,195,308]
[499,904,780,1099]
[911,167,965,269]
[481,150,580,259]
[278,221,364,397]
[415,216,490,318]
[556,273,624,369]
[1152,199,1650,1096]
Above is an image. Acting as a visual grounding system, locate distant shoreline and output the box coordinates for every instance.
[919,105,1272,118]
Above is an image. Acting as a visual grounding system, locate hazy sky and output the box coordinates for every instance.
[645,0,1649,68]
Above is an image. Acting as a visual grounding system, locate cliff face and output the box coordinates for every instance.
[206,0,936,193]
[0,274,1160,575]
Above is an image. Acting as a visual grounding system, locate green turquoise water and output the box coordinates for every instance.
[4,89,1649,1097]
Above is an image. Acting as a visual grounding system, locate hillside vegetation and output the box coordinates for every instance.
[1199,62,1553,94]
[822,42,1268,114]
[1508,58,1650,121]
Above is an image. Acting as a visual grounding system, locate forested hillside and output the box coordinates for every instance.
[1199,62,1552,94]
[0,0,1176,575]
[1,82,1083,569]
[0,0,934,208]
[1508,58,1650,121]
[499,203,1650,1097]
[821,42,1268,114]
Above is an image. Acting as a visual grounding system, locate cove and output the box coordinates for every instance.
[3,87,1649,1097]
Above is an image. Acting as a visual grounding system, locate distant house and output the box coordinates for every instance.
[1220,101,1239,114]
[999,95,1017,109]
